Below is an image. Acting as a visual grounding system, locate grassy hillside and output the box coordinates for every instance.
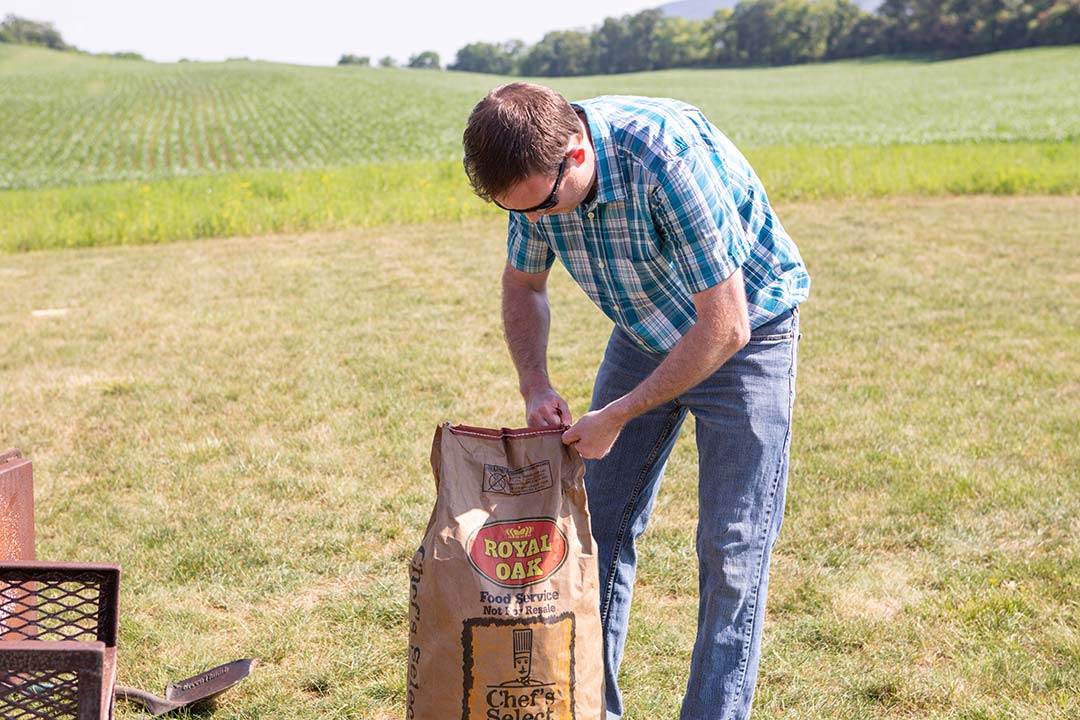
[3,143,1077,253]
[2,43,1077,252]
[1,43,1078,191]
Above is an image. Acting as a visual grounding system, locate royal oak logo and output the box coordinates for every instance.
[468,518,568,588]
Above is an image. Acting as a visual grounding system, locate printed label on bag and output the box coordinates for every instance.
[483,461,554,495]
[405,546,425,719]
[462,614,576,720]
[468,518,568,588]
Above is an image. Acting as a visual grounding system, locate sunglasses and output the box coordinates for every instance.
[494,156,568,214]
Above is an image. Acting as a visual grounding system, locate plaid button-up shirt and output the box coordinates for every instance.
[507,95,810,354]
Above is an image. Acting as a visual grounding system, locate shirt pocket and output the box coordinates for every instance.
[598,205,655,263]
[622,214,663,263]
[628,235,660,262]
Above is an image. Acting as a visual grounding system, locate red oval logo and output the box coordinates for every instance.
[467,518,568,588]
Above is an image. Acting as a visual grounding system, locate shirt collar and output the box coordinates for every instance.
[572,102,627,209]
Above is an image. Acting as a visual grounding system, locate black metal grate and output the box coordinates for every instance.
[0,569,115,645]
[1,583,98,643]
[0,669,81,719]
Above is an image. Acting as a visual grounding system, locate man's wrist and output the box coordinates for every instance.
[603,396,638,428]
[518,370,552,398]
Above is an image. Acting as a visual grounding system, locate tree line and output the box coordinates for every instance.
[0,14,69,50]
[444,0,1080,76]
[6,5,1076,76]
[338,51,441,68]
[1,14,146,60]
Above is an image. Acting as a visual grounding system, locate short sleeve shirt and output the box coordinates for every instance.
[507,95,810,354]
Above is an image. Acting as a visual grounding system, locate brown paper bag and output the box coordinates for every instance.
[407,423,604,720]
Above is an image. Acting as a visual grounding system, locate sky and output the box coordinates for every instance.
[3,0,664,66]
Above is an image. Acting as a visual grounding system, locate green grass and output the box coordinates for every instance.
[0,161,496,252]
[1,196,1077,718]
[2,44,1078,191]
[2,43,1078,252]
[3,142,1078,253]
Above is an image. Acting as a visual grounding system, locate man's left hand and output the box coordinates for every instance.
[562,408,624,459]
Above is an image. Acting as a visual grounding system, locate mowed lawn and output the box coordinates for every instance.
[1,196,1078,719]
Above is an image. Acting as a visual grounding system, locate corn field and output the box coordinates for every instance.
[1,43,1078,191]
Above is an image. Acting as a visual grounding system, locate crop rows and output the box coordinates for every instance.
[0,49,494,190]
[1,44,1078,191]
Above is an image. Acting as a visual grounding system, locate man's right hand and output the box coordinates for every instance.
[524,386,572,428]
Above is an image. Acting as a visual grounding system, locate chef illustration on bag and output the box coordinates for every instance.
[493,629,552,688]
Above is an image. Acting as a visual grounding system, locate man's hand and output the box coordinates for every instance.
[525,386,572,428]
[562,407,625,459]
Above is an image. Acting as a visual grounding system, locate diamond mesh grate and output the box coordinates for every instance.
[0,566,118,646]
[0,669,80,719]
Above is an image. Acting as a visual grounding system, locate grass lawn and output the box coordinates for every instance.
[1,196,1077,718]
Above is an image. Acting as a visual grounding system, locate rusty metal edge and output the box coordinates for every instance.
[0,450,24,467]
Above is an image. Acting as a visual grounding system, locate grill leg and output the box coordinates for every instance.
[0,450,34,562]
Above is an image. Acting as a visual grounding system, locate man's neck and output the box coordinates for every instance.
[576,109,599,205]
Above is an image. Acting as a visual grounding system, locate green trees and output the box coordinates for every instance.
[337,54,371,66]
[654,16,711,69]
[407,50,441,70]
[102,51,146,61]
[520,31,592,76]
[1036,0,1080,45]
[877,0,1080,54]
[445,0,1080,77]
[709,0,874,65]
[7,5,1077,79]
[450,41,522,75]
[0,14,69,50]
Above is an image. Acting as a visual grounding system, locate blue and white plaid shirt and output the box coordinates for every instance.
[507,95,810,354]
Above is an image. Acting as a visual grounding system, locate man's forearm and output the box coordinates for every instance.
[502,275,552,396]
[606,316,747,425]
[560,269,749,458]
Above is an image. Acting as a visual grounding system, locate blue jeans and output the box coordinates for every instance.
[584,308,800,720]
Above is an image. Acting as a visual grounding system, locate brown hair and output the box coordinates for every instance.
[462,83,581,202]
